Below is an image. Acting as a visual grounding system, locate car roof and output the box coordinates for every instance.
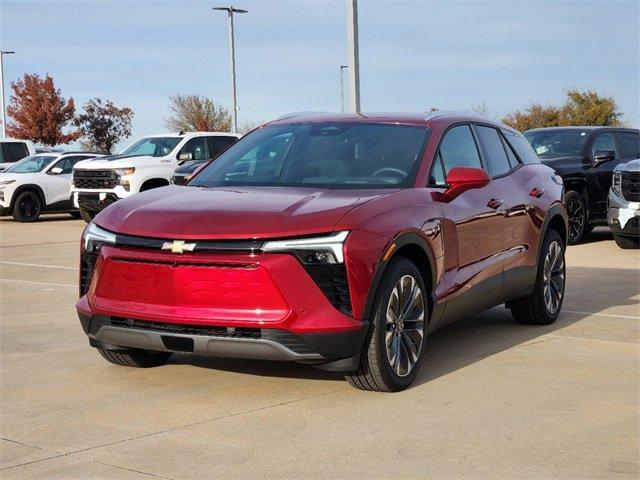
[525,126,639,133]
[143,132,242,139]
[269,111,515,131]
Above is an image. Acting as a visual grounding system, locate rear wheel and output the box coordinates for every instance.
[346,257,428,392]
[509,229,565,325]
[614,234,639,249]
[12,191,42,222]
[98,348,171,368]
[79,208,95,223]
[565,190,587,244]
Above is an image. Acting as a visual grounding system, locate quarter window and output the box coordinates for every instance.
[476,125,511,177]
[617,132,639,159]
[590,132,617,159]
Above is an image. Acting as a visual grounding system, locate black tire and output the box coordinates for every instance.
[509,229,566,325]
[69,211,82,219]
[79,209,95,223]
[97,348,171,368]
[614,234,639,249]
[565,190,588,245]
[346,257,428,392]
[12,191,42,222]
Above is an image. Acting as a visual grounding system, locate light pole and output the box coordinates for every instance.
[339,65,348,113]
[213,6,247,134]
[346,0,361,113]
[0,51,15,139]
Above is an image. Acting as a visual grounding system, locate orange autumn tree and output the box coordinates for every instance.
[6,73,81,146]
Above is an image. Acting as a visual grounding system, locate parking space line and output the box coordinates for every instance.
[0,278,76,288]
[1,261,77,270]
[563,309,640,320]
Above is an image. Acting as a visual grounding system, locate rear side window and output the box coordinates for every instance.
[207,136,238,158]
[3,142,29,163]
[617,132,639,159]
[502,130,540,164]
[476,126,511,177]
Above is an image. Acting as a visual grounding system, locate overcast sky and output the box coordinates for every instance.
[1,0,638,149]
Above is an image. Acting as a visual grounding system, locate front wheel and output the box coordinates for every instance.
[614,234,639,249]
[346,257,428,392]
[565,190,588,245]
[12,191,42,222]
[98,348,172,368]
[509,229,566,325]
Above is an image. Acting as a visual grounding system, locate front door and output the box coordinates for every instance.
[588,131,620,217]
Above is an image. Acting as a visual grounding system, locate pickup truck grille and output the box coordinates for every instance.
[74,169,117,189]
[621,172,640,202]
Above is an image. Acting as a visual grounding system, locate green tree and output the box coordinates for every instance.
[74,98,134,153]
[165,94,231,132]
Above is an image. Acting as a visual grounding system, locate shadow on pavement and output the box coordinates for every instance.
[0,213,80,223]
[171,265,639,386]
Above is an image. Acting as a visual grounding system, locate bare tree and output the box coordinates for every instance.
[165,94,231,132]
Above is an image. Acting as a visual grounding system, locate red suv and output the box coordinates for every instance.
[77,112,567,391]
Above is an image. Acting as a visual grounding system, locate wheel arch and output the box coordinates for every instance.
[538,203,568,257]
[563,176,589,200]
[361,232,436,323]
[140,177,170,191]
[10,184,46,210]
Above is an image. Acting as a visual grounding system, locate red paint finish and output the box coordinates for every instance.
[77,112,566,355]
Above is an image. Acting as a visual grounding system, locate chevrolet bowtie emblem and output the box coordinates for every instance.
[161,240,196,254]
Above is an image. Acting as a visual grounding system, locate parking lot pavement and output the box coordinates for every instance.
[0,215,638,480]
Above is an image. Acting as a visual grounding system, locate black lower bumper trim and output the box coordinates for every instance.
[77,193,120,213]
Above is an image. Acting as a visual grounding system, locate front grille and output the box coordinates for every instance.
[304,264,352,316]
[80,250,98,295]
[621,172,640,202]
[91,316,314,354]
[74,169,117,189]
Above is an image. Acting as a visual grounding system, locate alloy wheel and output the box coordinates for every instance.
[384,275,425,377]
[566,196,584,242]
[19,195,40,220]
[542,240,565,314]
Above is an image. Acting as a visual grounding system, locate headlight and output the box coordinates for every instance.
[83,222,116,252]
[612,172,622,195]
[114,167,135,177]
[261,231,349,264]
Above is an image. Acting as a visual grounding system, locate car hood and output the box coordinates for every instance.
[95,185,395,240]
[0,172,38,182]
[74,154,161,170]
[614,158,640,172]
[174,160,205,174]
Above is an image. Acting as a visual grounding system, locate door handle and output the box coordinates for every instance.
[487,199,503,210]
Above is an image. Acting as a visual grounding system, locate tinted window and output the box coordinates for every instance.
[504,130,540,164]
[439,125,482,174]
[476,126,510,177]
[179,137,208,160]
[4,142,29,163]
[191,123,428,188]
[616,132,639,159]
[590,132,617,159]
[207,136,237,157]
[523,129,589,158]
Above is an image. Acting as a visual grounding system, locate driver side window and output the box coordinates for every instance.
[429,124,482,186]
[178,137,208,160]
[590,132,617,159]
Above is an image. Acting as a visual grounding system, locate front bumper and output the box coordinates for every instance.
[607,190,640,236]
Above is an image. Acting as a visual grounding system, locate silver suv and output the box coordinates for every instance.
[608,159,640,249]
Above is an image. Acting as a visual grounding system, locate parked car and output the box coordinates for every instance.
[0,152,103,222]
[77,112,567,392]
[0,139,36,172]
[608,158,640,249]
[71,132,239,222]
[524,126,640,244]
[172,133,240,185]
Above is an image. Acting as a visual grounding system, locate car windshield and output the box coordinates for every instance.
[4,155,57,173]
[190,123,428,188]
[120,137,181,157]
[523,129,590,158]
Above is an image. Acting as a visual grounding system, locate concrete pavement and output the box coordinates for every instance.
[1,215,638,479]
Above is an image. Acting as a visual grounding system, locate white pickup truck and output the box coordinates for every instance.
[71,131,240,222]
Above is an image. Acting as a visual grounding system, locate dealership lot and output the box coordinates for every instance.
[0,216,638,479]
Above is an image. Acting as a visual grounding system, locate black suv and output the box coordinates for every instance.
[524,127,640,243]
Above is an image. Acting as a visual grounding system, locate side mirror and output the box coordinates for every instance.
[592,150,615,165]
[178,152,193,163]
[440,166,490,202]
[49,167,64,175]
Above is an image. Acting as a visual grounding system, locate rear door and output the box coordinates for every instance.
[429,124,506,323]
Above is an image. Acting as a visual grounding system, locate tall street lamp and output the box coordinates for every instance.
[339,65,348,113]
[213,6,247,134]
[0,51,16,139]
[346,0,361,113]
